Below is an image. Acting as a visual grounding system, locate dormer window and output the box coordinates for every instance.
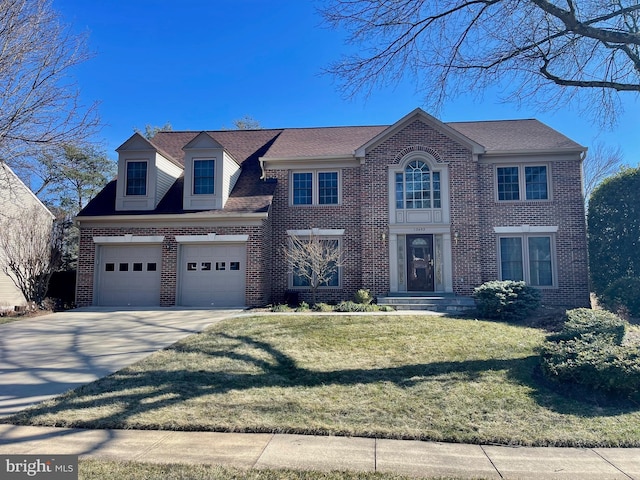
[126,161,148,196]
[193,159,215,195]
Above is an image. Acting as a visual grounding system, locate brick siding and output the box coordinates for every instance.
[78,117,590,308]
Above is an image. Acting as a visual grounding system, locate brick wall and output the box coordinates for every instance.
[265,167,363,305]
[477,160,590,307]
[76,223,268,307]
[362,119,483,297]
[263,118,589,307]
[78,117,590,309]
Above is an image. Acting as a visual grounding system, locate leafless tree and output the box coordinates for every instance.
[0,205,61,307]
[0,0,99,170]
[284,232,344,304]
[321,0,640,125]
[583,142,625,206]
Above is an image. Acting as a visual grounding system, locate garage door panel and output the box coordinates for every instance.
[97,245,162,306]
[180,244,246,307]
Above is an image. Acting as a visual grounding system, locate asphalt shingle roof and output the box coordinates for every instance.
[78,116,584,219]
[262,126,387,158]
[447,119,584,152]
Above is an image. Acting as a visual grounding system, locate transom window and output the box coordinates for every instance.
[499,235,554,286]
[193,159,215,195]
[497,165,549,201]
[395,160,441,209]
[126,161,147,196]
[292,171,340,206]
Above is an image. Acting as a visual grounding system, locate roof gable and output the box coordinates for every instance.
[0,163,54,219]
[355,108,485,157]
[116,132,155,152]
[183,131,224,150]
[117,132,183,169]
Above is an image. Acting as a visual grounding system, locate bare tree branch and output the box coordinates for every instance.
[283,232,344,304]
[0,0,99,168]
[0,204,60,307]
[582,142,625,206]
[321,0,640,124]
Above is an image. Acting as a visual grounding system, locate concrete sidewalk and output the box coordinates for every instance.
[0,425,638,479]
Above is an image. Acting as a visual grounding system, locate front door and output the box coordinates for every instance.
[407,235,435,291]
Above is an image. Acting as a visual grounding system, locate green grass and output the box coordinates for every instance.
[7,314,640,447]
[79,460,464,480]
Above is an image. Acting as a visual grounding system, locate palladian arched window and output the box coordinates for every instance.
[395,160,441,209]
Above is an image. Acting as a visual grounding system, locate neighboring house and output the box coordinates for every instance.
[0,163,54,310]
[75,108,590,308]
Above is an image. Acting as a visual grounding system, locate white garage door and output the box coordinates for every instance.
[96,245,162,306]
[179,244,246,307]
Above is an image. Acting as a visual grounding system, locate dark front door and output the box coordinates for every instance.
[407,235,435,291]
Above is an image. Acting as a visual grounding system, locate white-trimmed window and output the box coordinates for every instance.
[193,159,215,195]
[496,165,549,201]
[286,229,344,289]
[291,171,340,205]
[126,161,148,196]
[395,160,441,209]
[498,234,555,287]
[292,238,341,288]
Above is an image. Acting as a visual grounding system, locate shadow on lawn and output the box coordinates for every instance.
[7,332,640,430]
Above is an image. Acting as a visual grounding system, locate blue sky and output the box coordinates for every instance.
[54,0,639,163]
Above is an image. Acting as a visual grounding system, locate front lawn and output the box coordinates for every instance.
[7,314,640,447]
[79,460,445,480]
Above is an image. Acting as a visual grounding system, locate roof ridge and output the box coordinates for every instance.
[446,118,538,124]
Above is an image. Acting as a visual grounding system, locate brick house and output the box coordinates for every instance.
[75,108,590,308]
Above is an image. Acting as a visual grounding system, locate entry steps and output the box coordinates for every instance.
[377,293,476,313]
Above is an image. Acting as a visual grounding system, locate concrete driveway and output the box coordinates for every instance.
[0,307,243,417]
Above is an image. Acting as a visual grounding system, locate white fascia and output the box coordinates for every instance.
[175,233,249,243]
[287,228,345,236]
[493,226,558,233]
[93,234,165,244]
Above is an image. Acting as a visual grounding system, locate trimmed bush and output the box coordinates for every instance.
[295,301,310,312]
[541,308,639,394]
[599,277,640,318]
[335,301,369,312]
[551,308,627,345]
[353,289,374,305]
[541,337,640,394]
[270,304,291,312]
[312,302,334,312]
[472,280,541,321]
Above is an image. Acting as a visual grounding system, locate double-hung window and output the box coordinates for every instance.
[496,165,549,201]
[499,235,554,286]
[126,161,148,196]
[193,159,215,195]
[291,171,339,206]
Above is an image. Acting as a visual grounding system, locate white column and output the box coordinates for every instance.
[443,233,453,293]
[389,233,398,293]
